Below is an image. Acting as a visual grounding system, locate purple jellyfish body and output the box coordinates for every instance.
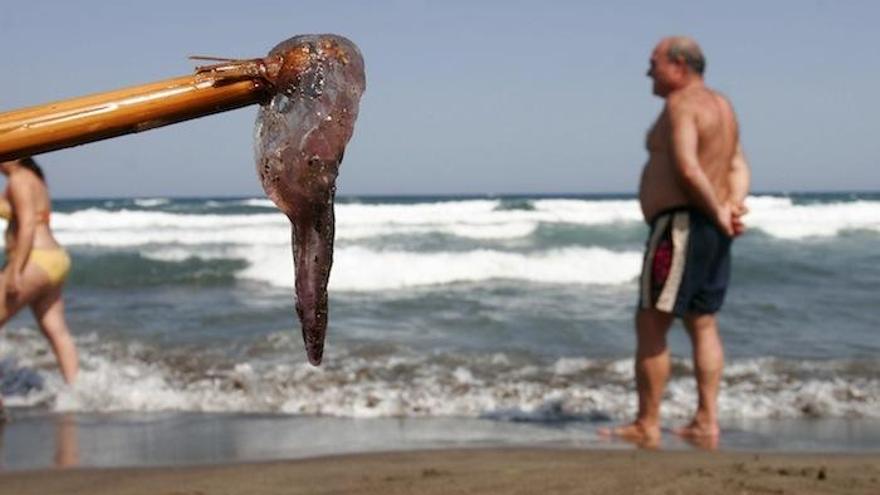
[254,35,366,365]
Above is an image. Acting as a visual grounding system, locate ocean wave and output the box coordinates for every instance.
[46,199,646,246]
[3,329,877,419]
[58,244,641,290]
[38,197,880,250]
[333,199,643,240]
[51,210,288,247]
[234,198,276,208]
[14,196,874,294]
[745,196,880,239]
[241,246,643,290]
[133,198,170,208]
[71,252,245,287]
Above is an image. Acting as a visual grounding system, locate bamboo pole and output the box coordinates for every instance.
[0,60,276,162]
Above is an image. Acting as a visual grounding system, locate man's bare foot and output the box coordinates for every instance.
[673,420,719,450]
[673,420,719,438]
[597,421,661,448]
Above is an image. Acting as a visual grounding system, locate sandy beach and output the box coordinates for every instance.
[0,448,877,495]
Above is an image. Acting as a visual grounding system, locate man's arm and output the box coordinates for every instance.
[668,100,734,235]
[729,143,750,205]
[728,143,751,236]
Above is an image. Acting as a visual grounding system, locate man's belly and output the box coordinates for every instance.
[638,159,689,222]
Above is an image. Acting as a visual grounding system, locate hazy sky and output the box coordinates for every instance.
[2,1,878,198]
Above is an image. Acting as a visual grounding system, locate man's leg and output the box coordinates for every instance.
[600,307,674,443]
[678,312,724,437]
[633,307,675,435]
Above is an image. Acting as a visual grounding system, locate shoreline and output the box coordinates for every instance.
[1,447,878,495]
[1,412,878,472]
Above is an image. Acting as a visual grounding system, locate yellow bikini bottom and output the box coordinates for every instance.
[29,248,71,286]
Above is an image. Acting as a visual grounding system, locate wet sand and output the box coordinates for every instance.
[1,448,878,495]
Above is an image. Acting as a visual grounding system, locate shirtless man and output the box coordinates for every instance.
[601,36,750,445]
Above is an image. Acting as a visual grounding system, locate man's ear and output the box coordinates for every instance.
[672,56,686,71]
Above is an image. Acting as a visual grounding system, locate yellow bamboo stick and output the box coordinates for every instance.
[0,59,276,161]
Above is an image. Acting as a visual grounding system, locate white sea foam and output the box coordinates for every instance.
[333,199,642,240]
[47,199,642,248]
[140,246,242,262]
[241,246,643,290]
[237,198,276,208]
[745,196,880,239]
[133,198,170,208]
[335,196,880,240]
[52,210,289,247]
[40,197,880,252]
[3,328,877,419]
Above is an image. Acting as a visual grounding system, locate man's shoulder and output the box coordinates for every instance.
[705,86,735,110]
[670,86,736,117]
[665,91,699,118]
[668,85,715,104]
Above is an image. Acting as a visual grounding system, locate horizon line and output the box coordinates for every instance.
[50,189,880,202]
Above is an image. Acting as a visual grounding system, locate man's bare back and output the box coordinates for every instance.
[639,85,740,224]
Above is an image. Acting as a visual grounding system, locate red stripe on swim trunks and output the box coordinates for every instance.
[652,238,673,287]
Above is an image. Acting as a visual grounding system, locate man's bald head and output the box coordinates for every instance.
[662,36,705,75]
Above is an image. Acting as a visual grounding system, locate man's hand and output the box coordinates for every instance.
[731,202,748,237]
[713,201,748,238]
[714,203,735,237]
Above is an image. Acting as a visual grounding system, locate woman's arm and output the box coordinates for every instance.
[7,176,36,295]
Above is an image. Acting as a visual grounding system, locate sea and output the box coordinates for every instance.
[0,192,878,468]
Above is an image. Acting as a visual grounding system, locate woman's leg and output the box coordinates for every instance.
[31,285,78,384]
[3,260,78,385]
[0,262,50,327]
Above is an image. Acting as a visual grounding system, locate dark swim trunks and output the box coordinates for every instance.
[638,207,732,316]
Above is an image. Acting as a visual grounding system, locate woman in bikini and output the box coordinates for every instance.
[0,157,78,385]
